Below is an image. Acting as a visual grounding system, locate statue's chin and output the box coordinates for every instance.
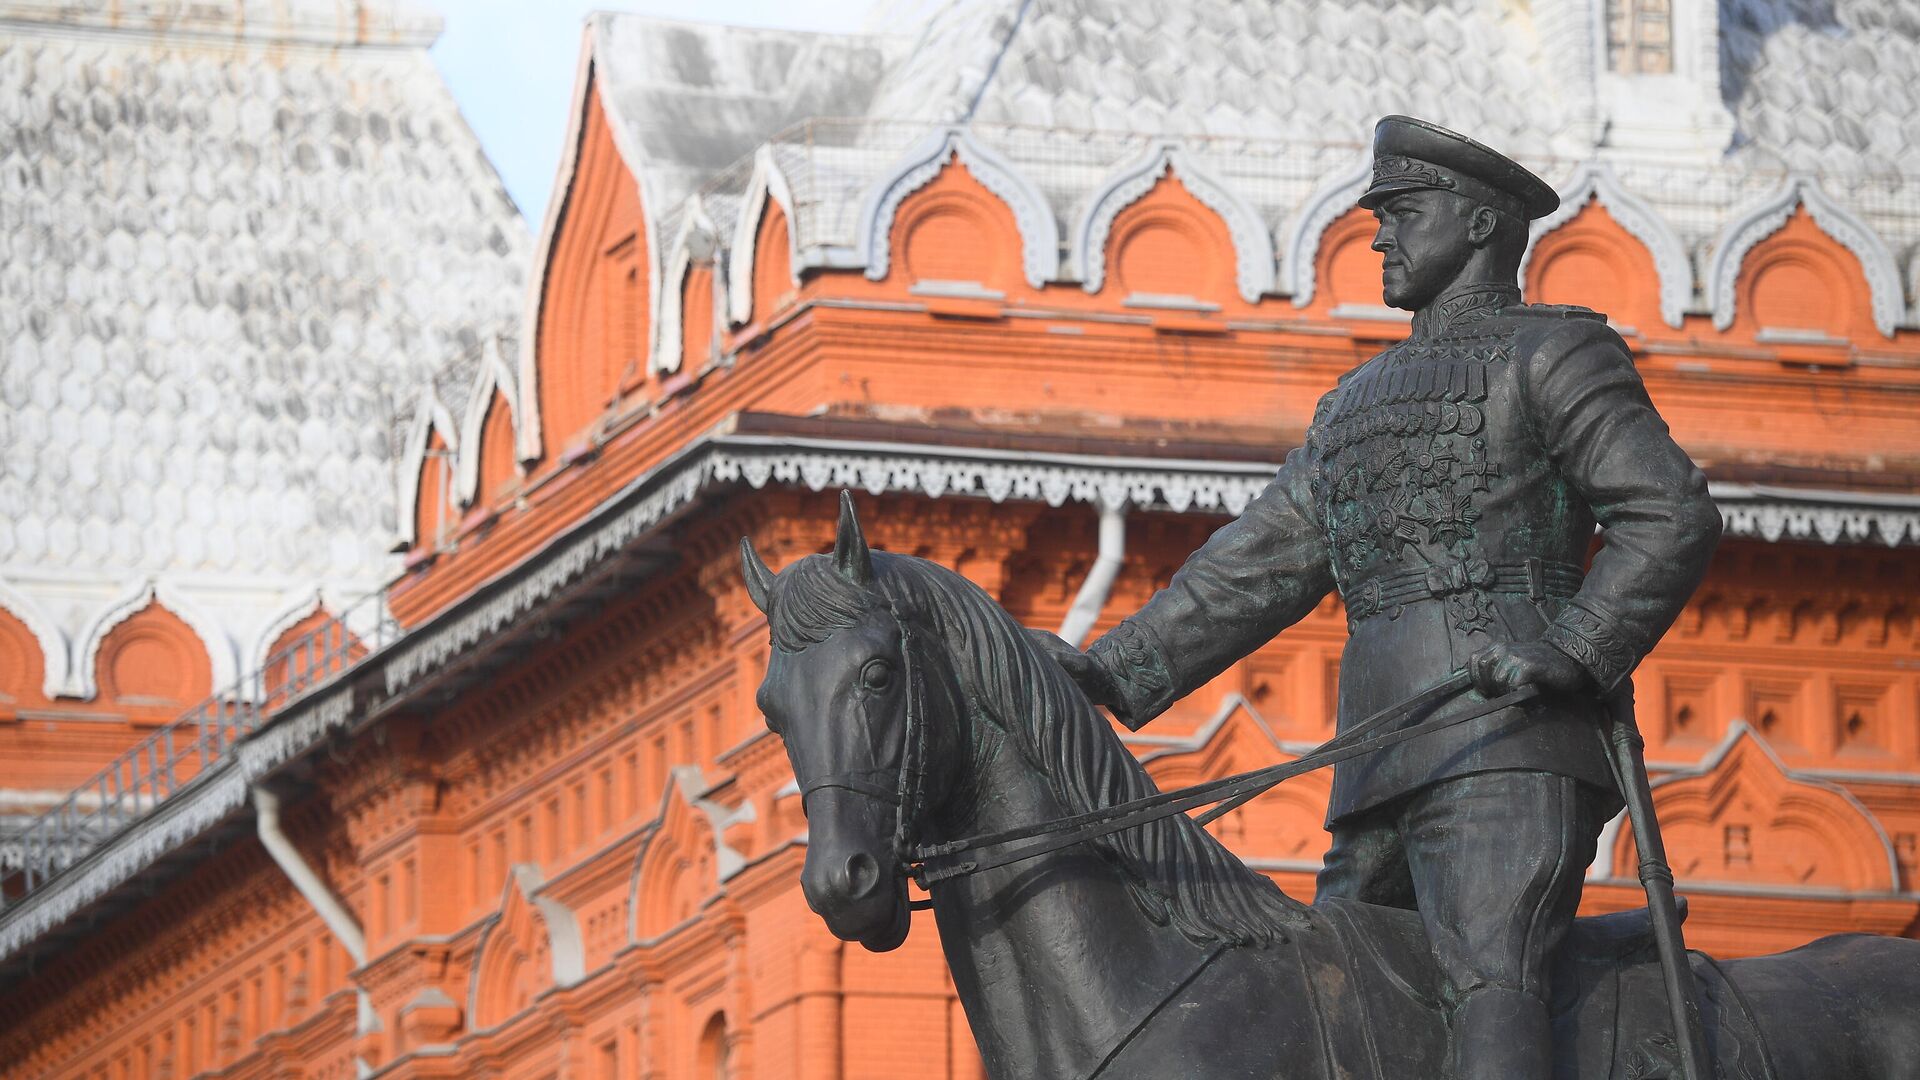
[858,895,911,953]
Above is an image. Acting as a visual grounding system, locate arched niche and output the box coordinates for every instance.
[1521,162,1689,329]
[473,392,517,508]
[856,127,1057,290]
[0,604,50,719]
[94,600,214,721]
[393,390,458,551]
[1076,145,1273,304]
[889,160,1023,292]
[526,67,652,464]
[0,582,67,703]
[1618,724,1898,894]
[412,428,452,549]
[696,1012,732,1080]
[655,201,720,376]
[1281,151,1371,307]
[680,265,717,375]
[1312,208,1389,315]
[1733,209,1875,343]
[1523,197,1665,334]
[728,147,801,328]
[254,602,362,708]
[1708,176,1902,339]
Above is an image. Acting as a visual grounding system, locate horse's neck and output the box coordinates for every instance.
[929,709,1208,1079]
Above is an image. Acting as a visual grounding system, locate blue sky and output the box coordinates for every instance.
[431,1,876,226]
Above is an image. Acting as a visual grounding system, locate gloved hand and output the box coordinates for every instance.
[1468,640,1594,698]
[1025,628,1122,709]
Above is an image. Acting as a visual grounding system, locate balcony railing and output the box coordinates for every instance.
[0,592,400,911]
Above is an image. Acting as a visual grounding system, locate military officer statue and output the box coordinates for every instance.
[1041,116,1723,1080]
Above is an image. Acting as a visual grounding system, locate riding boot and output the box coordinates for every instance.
[1446,986,1552,1080]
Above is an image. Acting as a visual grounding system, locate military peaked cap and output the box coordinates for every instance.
[1358,115,1559,221]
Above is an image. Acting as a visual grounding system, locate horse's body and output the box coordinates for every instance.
[745,497,1920,1080]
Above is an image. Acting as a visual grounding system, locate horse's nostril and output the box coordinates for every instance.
[842,852,882,900]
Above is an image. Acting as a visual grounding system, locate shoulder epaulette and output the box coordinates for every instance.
[1498,302,1607,322]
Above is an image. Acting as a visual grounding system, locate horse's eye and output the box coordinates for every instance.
[860,658,893,691]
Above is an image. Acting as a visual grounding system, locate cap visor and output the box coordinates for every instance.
[1356,179,1440,210]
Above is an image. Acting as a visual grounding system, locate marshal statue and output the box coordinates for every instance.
[741,117,1920,1080]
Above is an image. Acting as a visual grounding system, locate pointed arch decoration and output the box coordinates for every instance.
[1282,150,1373,307]
[0,579,70,700]
[727,146,803,327]
[854,127,1059,290]
[468,864,586,1031]
[248,590,327,677]
[515,28,597,466]
[1521,161,1691,328]
[71,580,237,700]
[1706,174,1903,337]
[1072,142,1274,303]
[1616,722,1899,893]
[655,199,721,375]
[393,388,460,549]
[454,342,522,507]
[625,766,754,944]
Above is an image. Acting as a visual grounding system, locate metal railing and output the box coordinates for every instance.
[0,592,402,910]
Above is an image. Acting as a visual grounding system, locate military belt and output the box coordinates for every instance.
[1344,556,1583,622]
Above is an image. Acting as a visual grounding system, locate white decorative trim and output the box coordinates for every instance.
[1281,150,1373,307]
[1521,161,1691,328]
[513,25,598,466]
[854,127,1060,290]
[244,589,360,684]
[1706,174,1904,338]
[0,760,249,961]
[727,146,802,327]
[1711,482,1920,547]
[652,199,719,376]
[70,580,240,699]
[1072,142,1275,303]
[453,341,523,507]
[235,686,356,784]
[0,578,71,700]
[393,388,459,549]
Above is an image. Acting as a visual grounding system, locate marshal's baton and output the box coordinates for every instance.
[1600,686,1713,1080]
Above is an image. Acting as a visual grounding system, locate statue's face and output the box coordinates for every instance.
[1370,189,1475,310]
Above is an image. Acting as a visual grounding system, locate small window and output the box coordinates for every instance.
[1607,0,1673,74]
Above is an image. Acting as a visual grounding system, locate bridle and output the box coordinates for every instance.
[793,601,935,894]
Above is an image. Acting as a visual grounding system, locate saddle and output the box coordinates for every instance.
[1309,898,1778,1080]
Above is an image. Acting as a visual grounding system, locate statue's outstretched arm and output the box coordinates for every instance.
[1080,445,1334,730]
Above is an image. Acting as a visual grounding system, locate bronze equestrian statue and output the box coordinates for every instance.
[741,497,1920,1080]
[741,116,1920,1078]
[1038,115,1724,1079]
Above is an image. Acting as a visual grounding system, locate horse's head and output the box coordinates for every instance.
[741,493,959,953]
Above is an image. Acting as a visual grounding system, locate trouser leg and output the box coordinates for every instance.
[1398,770,1608,1080]
[1314,797,1415,909]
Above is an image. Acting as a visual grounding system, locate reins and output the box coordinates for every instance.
[899,658,1540,891]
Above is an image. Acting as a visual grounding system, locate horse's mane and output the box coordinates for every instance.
[768,550,1309,947]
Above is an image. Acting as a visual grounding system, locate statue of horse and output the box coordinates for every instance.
[741,494,1920,1080]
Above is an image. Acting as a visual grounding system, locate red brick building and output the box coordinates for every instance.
[4,0,1920,1077]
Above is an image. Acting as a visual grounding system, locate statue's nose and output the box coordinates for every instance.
[804,850,885,907]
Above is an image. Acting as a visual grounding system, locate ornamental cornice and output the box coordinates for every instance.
[1522,161,1692,328]
[1072,142,1275,303]
[1706,174,1905,337]
[854,126,1059,290]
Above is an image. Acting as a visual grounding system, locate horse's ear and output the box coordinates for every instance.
[740,538,774,613]
[833,490,873,586]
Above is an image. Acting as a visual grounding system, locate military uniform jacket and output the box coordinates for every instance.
[1087,283,1722,823]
